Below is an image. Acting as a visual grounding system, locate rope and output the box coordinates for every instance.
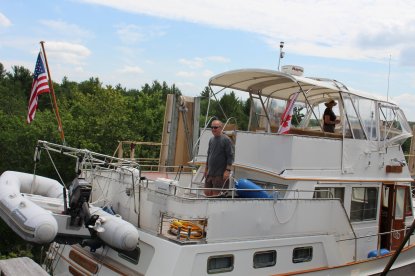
[272,191,299,224]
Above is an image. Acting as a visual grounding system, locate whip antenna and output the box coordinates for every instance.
[387,54,391,101]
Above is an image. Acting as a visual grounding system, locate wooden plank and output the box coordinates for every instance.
[174,98,194,171]
[69,249,98,274]
[386,165,403,173]
[0,257,49,276]
[71,244,142,276]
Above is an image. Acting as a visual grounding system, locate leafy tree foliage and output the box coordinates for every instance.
[0,63,182,262]
[199,87,250,130]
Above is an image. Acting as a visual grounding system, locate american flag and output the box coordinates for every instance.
[27,51,50,124]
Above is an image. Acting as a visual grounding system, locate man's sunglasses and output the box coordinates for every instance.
[211,126,221,129]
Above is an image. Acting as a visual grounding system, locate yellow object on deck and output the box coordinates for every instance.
[169,219,204,239]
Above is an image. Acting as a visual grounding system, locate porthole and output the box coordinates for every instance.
[293,246,313,263]
[118,247,140,265]
[253,250,276,268]
[207,254,234,274]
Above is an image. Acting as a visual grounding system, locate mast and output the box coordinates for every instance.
[40,41,65,144]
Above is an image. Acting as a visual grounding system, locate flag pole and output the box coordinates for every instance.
[40,41,65,144]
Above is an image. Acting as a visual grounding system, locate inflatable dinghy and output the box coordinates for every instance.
[0,171,138,251]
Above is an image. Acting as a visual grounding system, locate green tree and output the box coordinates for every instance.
[199,88,249,130]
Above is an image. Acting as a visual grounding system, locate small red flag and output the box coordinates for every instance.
[278,91,300,134]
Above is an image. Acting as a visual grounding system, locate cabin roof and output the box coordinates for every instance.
[209,69,393,104]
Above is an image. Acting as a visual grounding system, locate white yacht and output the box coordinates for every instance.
[0,66,414,275]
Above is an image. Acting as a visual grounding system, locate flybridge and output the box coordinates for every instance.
[208,68,412,146]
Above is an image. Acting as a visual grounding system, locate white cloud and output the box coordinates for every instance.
[116,24,145,44]
[43,41,91,65]
[205,56,230,63]
[179,56,230,69]
[400,46,415,66]
[179,58,204,68]
[202,69,214,78]
[116,23,167,44]
[80,0,415,64]
[392,93,415,122]
[176,71,195,77]
[118,65,144,74]
[0,12,11,27]
[175,81,201,96]
[39,20,91,38]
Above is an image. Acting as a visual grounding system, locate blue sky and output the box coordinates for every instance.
[1,0,415,120]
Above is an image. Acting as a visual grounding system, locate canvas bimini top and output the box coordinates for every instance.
[208,68,412,144]
[209,68,387,103]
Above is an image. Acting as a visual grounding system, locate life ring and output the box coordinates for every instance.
[168,219,204,239]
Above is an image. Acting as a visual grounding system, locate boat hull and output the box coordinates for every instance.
[47,230,415,276]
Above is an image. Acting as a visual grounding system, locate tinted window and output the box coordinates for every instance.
[350,187,378,222]
[314,187,344,202]
[207,255,234,274]
[253,250,276,268]
[293,247,313,263]
[118,247,140,265]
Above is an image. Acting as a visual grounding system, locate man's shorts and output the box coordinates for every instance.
[205,175,229,190]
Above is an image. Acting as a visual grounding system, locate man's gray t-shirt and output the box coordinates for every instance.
[206,134,234,177]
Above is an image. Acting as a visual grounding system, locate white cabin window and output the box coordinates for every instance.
[395,187,405,220]
[354,97,377,140]
[253,250,276,268]
[250,98,286,131]
[313,187,344,202]
[207,255,234,274]
[350,187,378,222]
[292,246,313,263]
[343,95,366,139]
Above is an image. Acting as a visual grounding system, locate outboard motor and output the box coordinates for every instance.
[68,178,92,226]
[66,177,138,253]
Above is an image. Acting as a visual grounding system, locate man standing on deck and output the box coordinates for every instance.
[204,120,234,196]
